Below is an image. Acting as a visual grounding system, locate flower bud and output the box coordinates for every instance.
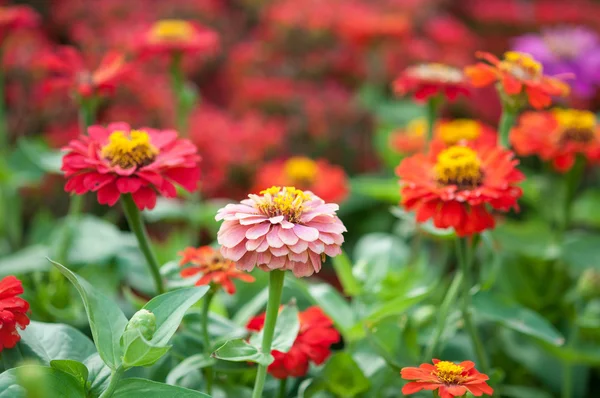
[125,309,156,340]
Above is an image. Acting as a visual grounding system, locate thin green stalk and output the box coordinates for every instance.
[278,377,288,398]
[120,194,165,294]
[425,96,441,145]
[562,301,582,398]
[498,105,517,148]
[169,52,187,134]
[99,366,124,398]
[251,270,286,398]
[456,238,489,373]
[424,270,464,360]
[201,289,215,395]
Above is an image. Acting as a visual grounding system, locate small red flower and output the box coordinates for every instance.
[0,5,39,42]
[61,123,200,210]
[401,359,493,398]
[465,51,569,109]
[393,63,470,102]
[0,276,30,352]
[511,108,600,172]
[397,142,523,236]
[247,306,340,379]
[253,157,349,203]
[137,19,219,58]
[39,46,128,98]
[178,246,255,294]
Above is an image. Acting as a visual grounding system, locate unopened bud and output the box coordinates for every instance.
[125,309,156,340]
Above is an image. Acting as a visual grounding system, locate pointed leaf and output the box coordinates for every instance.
[122,331,171,368]
[166,354,216,386]
[50,360,88,388]
[84,353,111,398]
[249,302,299,353]
[113,378,210,397]
[212,339,273,366]
[0,365,85,398]
[331,250,362,296]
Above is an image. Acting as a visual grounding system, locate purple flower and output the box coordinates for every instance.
[512,26,600,98]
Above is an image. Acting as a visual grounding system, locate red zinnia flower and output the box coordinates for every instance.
[137,19,219,58]
[178,246,255,294]
[465,51,569,109]
[393,63,470,102]
[397,142,523,236]
[511,108,600,172]
[252,157,349,203]
[0,5,39,42]
[401,359,493,398]
[39,46,128,98]
[61,123,200,210]
[0,276,30,352]
[247,306,340,379]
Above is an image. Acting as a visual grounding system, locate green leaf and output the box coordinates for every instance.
[17,321,97,365]
[561,231,600,275]
[232,287,269,326]
[501,385,554,398]
[183,311,248,347]
[353,232,410,289]
[472,291,565,346]
[322,353,370,397]
[142,286,209,346]
[250,302,299,353]
[50,259,128,370]
[362,286,431,324]
[84,353,111,397]
[491,219,559,260]
[212,339,273,366]
[306,283,356,338]
[331,250,362,296]
[50,360,88,388]
[121,331,171,368]
[350,176,400,204]
[166,354,215,386]
[571,189,600,228]
[0,245,51,277]
[113,378,210,397]
[0,365,85,398]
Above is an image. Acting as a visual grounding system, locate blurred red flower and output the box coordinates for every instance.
[0,5,39,42]
[511,109,600,172]
[401,359,493,398]
[178,246,255,294]
[136,19,219,58]
[253,157,349,203]
[247,306,340,379]
[393,63,470,102]
[465,51,569,109]
[0,276,30,352]
[38,46,128,98]
[61,123,200,210]
[397,142,523,236]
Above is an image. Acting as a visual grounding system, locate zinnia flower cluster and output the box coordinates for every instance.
[61,123,200,210]
[401,359,493,398]
[178,246,255,294]
[397,142,524,236]
[0,276,30,352]
[247,306,340,379]
[215,186,346,277]
[393,63,470,102]
[511,108,600,172]
[137,19,219,58]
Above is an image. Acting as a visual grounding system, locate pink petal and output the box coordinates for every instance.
[309,251,323,273]
[246,223,271,240]
[246,236,266,251]
[293,225,319,242]
[256,239,270,252]
[290,261,314,277]
[269,246,290,257]
[219,224,248,248]
[289,240,309,254]
[266,226,284,248]
[280,220,295,229]
[236,251,257,272]
[269,215,284,224]
[88,125,110,143]
[266,255,286,270]
[222,242,248,262]
[149,129,177,149]
[256,251,272,265]
[308,241,325,254]
[324,245,341,257]
[289,251,308,262]
[278,228,299,246]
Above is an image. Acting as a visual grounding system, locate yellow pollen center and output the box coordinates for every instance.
[203,255,233,272]
[435,146,482,189]
[101,130,158,169]
[284,157,318,185]
[150,19,194,41]
[438,119,481,146]
[501,51,542,80]
[258,186,311,223]
[553,108,597,144]
[434,361,465,384]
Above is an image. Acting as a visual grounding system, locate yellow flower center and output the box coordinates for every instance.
[438,119,481,146]
[435,146,482,189]
[434,361,465,384]
[554,108,596,143]
[284,157,318,185]
[258,186,311,223]
[407,118,427,138]
[203,254,234,272]
[501,51,542,80]
[150,19,194,41]
[101,130,158,169]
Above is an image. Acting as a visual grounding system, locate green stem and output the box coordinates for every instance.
[424,270,464,360]
[561,155,586,233]
[425,96,441,145]
[98,366,124,398]
[201,289,215,395]
[120,194,165,294]
[456,238,489,373]
[498,105,517,148]
[278,377,288,398]
[169,52,187,134]
[562,302,582,398]
[251,270,286,398]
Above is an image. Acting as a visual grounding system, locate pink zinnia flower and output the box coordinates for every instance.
[215,186,346,277]
[61,123,200,210]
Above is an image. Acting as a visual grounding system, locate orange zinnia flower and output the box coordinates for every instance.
[511,108,600,172]
[252,157,349,203]
[397,142,523,236]
[465,51,569,109]
[391,119,496,155]
[137,19,219,58]
[393,63,470,102]
[401,359,493,398]
[179,246,255,294]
